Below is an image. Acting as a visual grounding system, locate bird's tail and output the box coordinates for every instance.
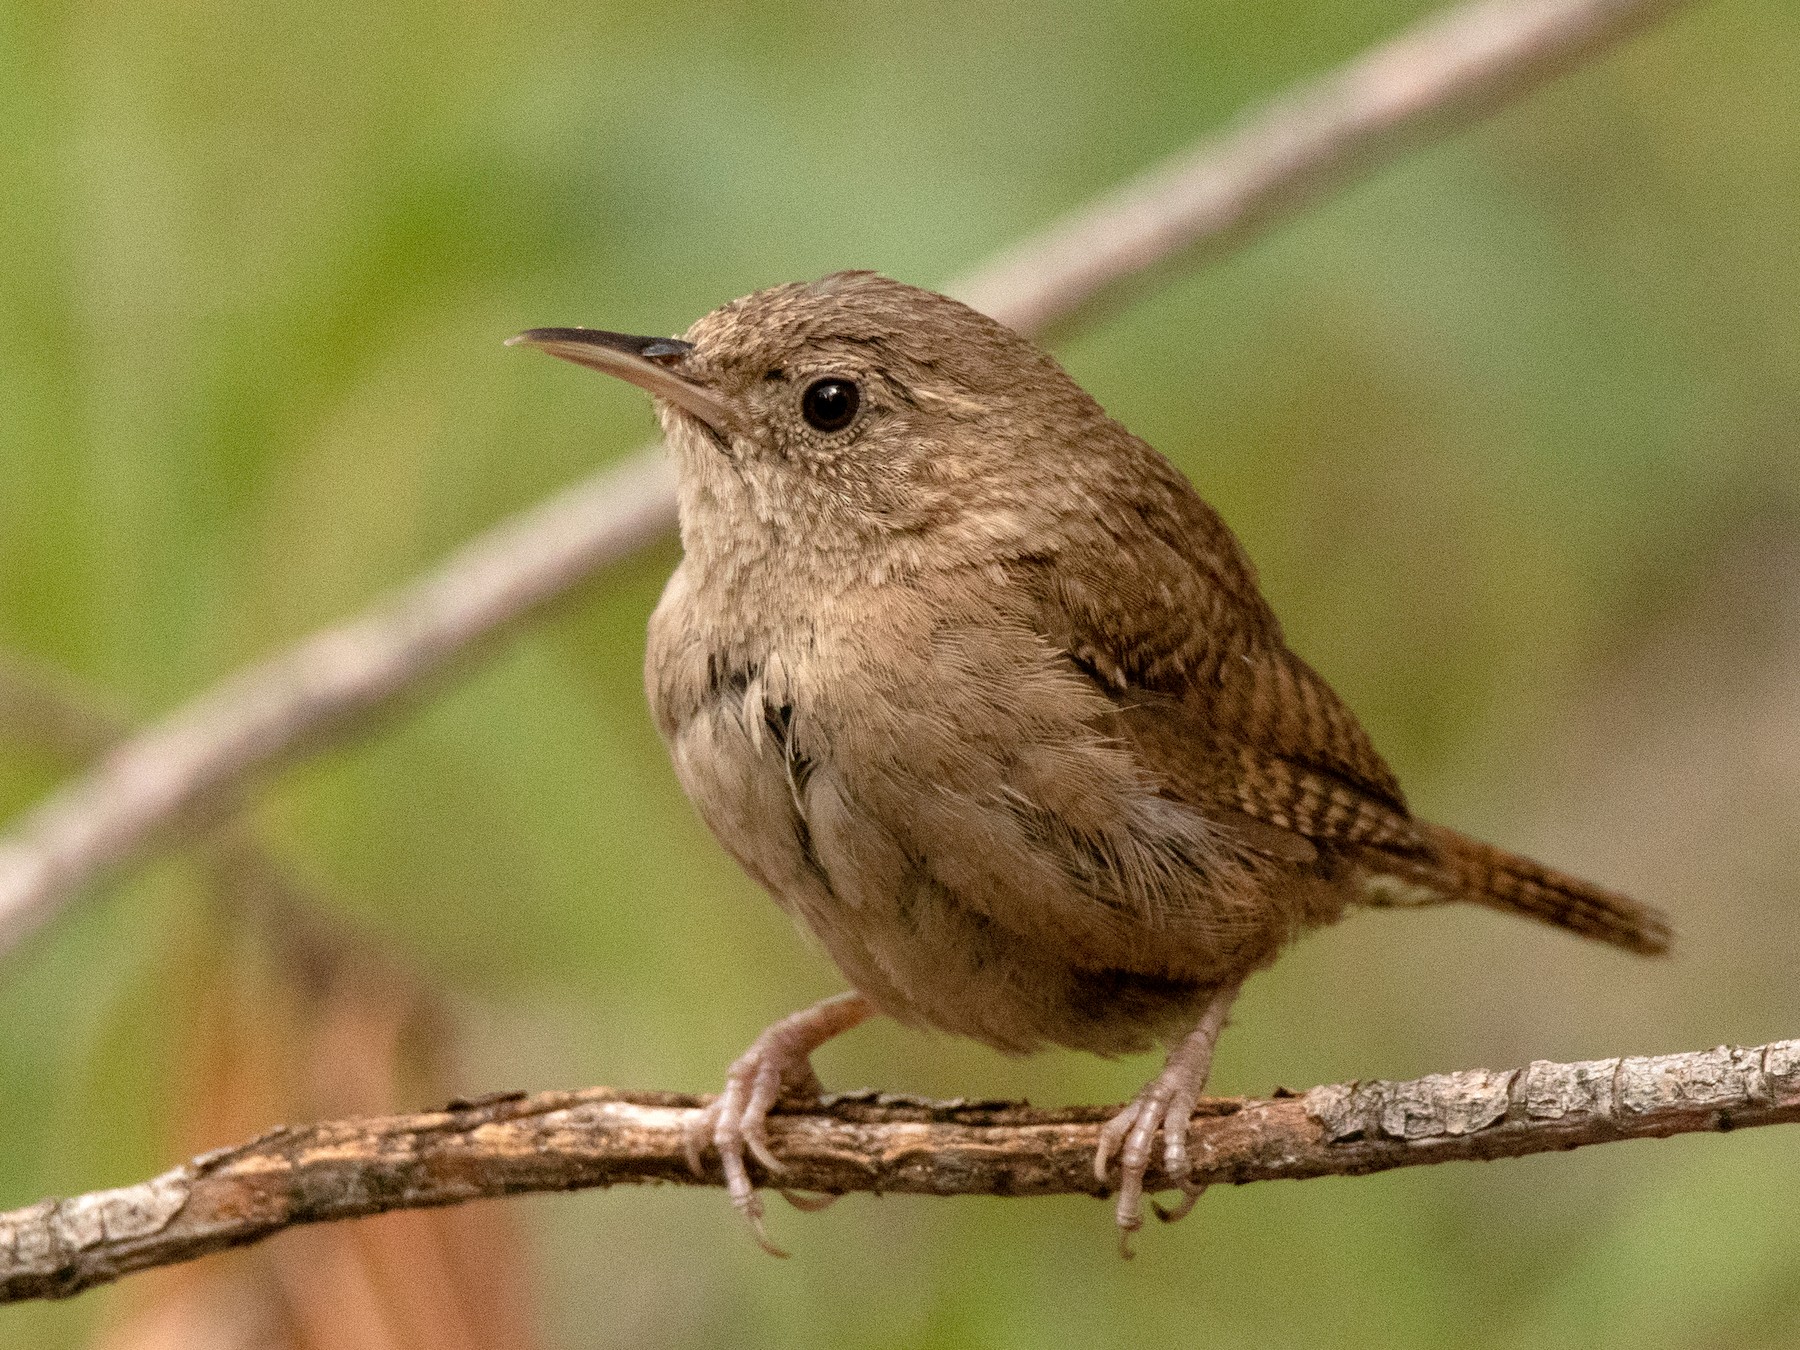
[1359,821,1671,956]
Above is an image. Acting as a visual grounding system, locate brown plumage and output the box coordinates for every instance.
[510,271,1669,1255]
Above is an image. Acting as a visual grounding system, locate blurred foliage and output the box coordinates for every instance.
[3,0,1800,1345]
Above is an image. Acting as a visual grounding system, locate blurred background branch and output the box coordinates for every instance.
[0,648,430,1000]
[0,0,1695,962]
[4,1035,1793,1305]
[951,0,1695,332]
[0,652,541,1346]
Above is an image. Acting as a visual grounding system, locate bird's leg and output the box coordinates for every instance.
[1094,980,1241,1257]
[684,990,873,1257]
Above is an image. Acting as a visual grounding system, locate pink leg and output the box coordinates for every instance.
[685,991,873,1257]
[1094,981,1241,1257]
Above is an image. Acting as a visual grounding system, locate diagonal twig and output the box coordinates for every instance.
[2,1036,1791,1303]
[0,651,448,1003]
[951,0,1694,333]
[0,0,1697,957]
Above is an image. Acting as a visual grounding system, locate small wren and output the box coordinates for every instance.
[510,272,1670,1255]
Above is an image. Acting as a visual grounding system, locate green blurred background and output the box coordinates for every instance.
[3,0,1799,1344]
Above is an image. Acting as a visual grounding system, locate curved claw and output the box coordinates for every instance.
[1151,1181,1206,1224]
[687,992,874,1257]
[1117,1207,1144,1260]
[1102,1092,1207,1240]
[738,1056,788,1175]
[1094,981,1241,1254]
[734,1188,790,1259]
[1100,1082,1173,1247]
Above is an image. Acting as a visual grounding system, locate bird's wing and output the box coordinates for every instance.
[1023,460,1424,859]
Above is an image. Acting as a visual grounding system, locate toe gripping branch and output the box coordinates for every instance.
[685,992,873,1257]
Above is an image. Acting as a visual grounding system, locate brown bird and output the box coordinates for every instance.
[509,272,1669,1255]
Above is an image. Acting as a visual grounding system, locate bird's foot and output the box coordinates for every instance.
[1092,982,1240,1257]
[685,991,871,1257]
[1094,1068,1210,1257]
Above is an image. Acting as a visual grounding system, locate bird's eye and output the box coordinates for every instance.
[801,378,860,433]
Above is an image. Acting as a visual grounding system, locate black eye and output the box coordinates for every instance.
[801,378,860,433]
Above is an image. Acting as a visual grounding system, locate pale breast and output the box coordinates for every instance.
[667,683,826,916]
[646,563,868,946]
[643,564,1318,1054]
[647,605,942,1025]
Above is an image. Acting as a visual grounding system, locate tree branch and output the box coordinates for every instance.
[1,1036,1789,1302]
[951,0,1692,334]
[0,0,1696,956]
[0,648,449,1023]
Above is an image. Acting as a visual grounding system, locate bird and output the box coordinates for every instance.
[508,271,1670,1256]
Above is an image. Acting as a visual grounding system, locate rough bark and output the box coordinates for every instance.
[4,1038,1793,1303]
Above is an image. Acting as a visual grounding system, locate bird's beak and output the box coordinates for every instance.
[505,327,738,435]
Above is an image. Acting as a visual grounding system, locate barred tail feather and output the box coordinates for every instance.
[1361,821,1672,956]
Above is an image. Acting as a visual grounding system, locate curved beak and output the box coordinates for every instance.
[506,327,738,435]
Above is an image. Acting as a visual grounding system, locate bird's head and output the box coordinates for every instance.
[510,272,1115,575]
